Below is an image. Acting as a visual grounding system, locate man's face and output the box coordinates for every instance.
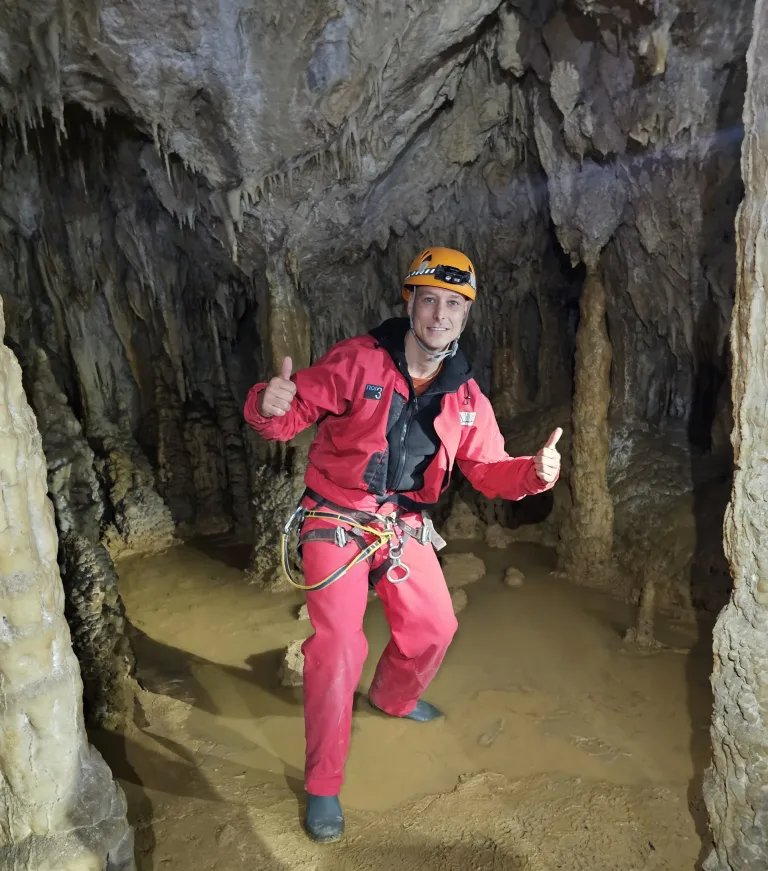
[408,285,471,351]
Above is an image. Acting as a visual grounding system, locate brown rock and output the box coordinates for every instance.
[278,640,305,687]
[503,567,526,588]
[442,553,486,590]
[450,589,469,615]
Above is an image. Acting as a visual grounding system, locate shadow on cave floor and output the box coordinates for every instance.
[90,688,297,871]
[184,534,253,571]
[92,620,303,869]
[126,620,304,718]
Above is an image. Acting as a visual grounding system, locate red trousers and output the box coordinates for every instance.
[300,507,458,796]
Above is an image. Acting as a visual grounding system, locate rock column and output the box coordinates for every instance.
[0,296,134,870]
[704,1,768,867]
[559,261,615,580]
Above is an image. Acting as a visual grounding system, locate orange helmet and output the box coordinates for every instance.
[402,247,477,302]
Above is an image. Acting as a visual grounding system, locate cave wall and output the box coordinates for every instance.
[704,0,768,863]
[0,1,754,616]
[0,293,134,870]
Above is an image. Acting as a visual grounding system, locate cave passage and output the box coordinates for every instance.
[1,0,767,869]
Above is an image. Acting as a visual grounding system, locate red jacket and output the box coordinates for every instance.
[244,319,556,512]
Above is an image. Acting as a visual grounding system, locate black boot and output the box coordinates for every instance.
[369,697,444,722]
[305,793,344,843]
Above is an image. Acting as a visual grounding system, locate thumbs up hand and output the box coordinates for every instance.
[534,427,562,484]
[259,357,297,418]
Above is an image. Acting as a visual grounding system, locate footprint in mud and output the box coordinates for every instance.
[478,718,506,747]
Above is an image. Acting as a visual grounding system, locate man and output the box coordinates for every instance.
[244,247,561,843]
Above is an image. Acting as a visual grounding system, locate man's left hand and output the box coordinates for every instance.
[534,427,562,484]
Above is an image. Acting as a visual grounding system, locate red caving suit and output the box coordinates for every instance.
[244,317,556,796]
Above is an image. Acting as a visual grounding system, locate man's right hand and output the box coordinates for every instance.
[259,357,297,417]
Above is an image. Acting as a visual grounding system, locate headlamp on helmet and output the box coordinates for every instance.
[402,247,477,302]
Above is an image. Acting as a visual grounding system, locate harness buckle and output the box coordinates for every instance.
[334,526,349,548]
[419,518,432,546]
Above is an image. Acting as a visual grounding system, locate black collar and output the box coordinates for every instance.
[368,318,473,394]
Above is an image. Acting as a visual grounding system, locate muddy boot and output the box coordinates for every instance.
[369,697,443,722]
[305,794,344,843]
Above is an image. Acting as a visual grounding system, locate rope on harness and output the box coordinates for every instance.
[279,506,402,592]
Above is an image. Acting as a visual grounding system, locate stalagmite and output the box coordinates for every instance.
[559,261,615,582]
[0,297,135,870]
[623,575,660,650]
[704,1,768,866]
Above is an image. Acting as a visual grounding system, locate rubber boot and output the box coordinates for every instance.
[305,794,344,843]
[369,697,443,722]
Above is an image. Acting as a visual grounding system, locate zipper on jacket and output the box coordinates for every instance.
[390,357,419,492]
[391,394,418,492]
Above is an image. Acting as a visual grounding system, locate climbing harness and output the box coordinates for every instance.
[279,491,445,592]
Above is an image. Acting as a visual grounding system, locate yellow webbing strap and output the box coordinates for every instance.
[280,509,395,592]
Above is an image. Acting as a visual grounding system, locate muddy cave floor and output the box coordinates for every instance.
[94,540,715,871]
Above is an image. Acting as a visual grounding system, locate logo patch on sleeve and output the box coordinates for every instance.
[459,411,476,426]
[364,384,384,400]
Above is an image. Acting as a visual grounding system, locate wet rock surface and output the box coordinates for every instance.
[504,567,526,588]
[442,553,487,590]
[450,588,469,615]
[278,640,305,688]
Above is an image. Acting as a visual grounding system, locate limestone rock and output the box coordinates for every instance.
[442,554,487,590]
[503,568,526,588]
[485,523,515,549]
[278,641,305,688]
[29,350,137,729]
[558,266,615,584]
[444,498,484,541]
[0,296,135,870]
[704,3,768,866]
[59,533,136,730]
[450,588,469,615]
[297,603,310,621]
[497,8,534,77]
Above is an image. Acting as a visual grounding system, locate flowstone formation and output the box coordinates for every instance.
[0,295,134,870]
